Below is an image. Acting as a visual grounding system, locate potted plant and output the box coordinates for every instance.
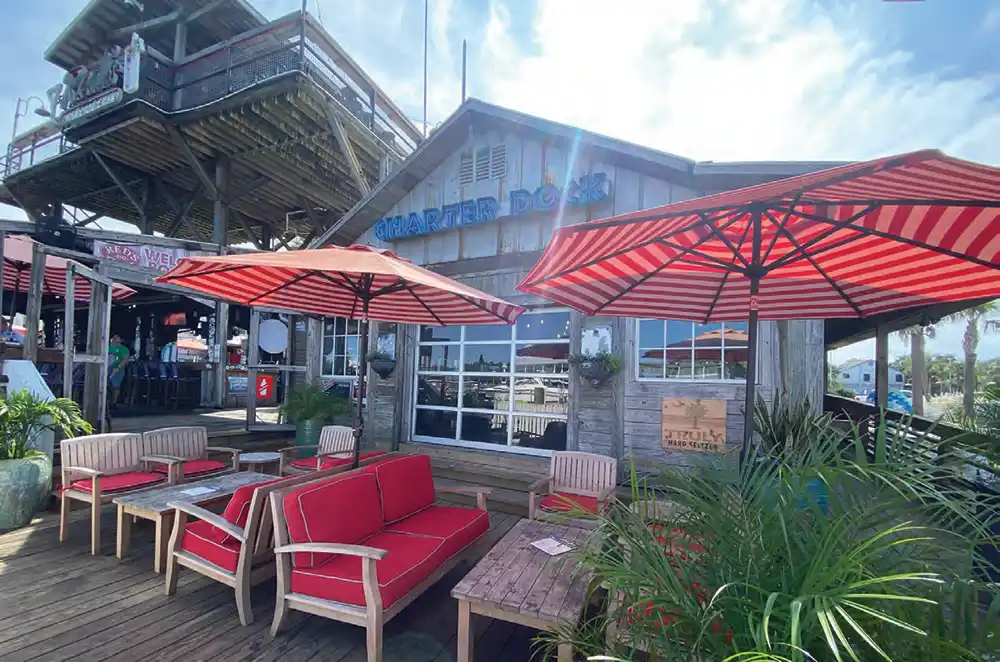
[366,350,396,379]
[0,389,91,531]
[568,351,622,387]
[280,382,352,458]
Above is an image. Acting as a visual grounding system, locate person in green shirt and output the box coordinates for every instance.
[107,335,130,409]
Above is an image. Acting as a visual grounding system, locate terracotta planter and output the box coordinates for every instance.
[0,456,52,531]
[370,359,396,379]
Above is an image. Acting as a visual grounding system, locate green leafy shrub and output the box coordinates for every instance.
[280,382,352,424]
[0,389,92,460]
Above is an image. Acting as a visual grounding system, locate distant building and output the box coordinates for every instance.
[837,358,904,395]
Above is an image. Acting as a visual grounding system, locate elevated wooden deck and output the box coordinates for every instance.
[0,501,538,662]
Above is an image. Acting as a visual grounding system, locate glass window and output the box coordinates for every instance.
[322,316,362,379]
[637,319,750,381]
[414,309,570,453]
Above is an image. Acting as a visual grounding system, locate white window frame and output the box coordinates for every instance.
[635,319,754,384]
[321,317,363,381]
[411,309,570,456]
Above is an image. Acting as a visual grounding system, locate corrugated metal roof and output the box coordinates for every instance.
[46,0,265,70]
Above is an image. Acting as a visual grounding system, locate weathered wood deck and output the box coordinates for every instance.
[109,407,282,436]
[0,501,542,661]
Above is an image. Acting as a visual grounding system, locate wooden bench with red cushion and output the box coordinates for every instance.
[162,461,376,626]
[270,454,490,662]
[278,424,387,475]
[60,432,175,556]
[529,451,618,528]
[142,426,239,481]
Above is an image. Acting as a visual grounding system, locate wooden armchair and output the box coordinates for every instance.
[143,426,239,481]
[60,432,173,555]
[278,425,387,475]
[528,451,618,528]
[163,463,362,626]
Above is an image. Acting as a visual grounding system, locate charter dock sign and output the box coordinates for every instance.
[375,173,611,241]
[661,398,727,454]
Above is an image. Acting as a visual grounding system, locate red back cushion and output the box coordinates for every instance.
[368,454,436,523]
[222,478,284,528]
[283,473,383,567]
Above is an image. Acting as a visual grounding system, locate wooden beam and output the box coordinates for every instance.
[324,111,371,196]
[23,242,45,362]
[298,197,327,234]
[4,186,41,223]
[111,10,182,39]
[164,125,219,200]
[93,152,146,218]
[233,211,266,250]
[158,181,205,242]
[186,0,227,23]
[226,174,270,204]
[74,213,104,228]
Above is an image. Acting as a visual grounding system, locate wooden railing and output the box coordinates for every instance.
[824,394,997,485]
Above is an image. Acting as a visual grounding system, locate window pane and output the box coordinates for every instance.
[346,336,359,359]
[512,416,567,451]
[324,318,335,334]
[322,354,334,375]
[724,322,749,347]
[515,343,569,373]
[464,344,511,373]
[333,356,345,375]
[666,320,695,345]
[694,323,723,347]
[334,336,346,355]
[334,318,346,334]
[724,349,748,379]
[516,312,570,341]
[346,319,360,335]
[513,377,568,414]
[692,347,723,379]
[638,319,664,348]
[464,323,512,342]
[420,326,461,342]
[462,376,509,410]
[460,412,508,444]
[638,349,665,378]
[418,345,459,371]
[417,375,459,406]
[415,408,457,439]
[664,350,693,378]
[344,355,358,376]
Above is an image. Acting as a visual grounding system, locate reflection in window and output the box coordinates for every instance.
[414,310,570,452]
[637,319,749,381]
[322,317,361,378]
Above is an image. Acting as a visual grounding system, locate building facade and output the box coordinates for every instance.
[314,100,837,469]
[837,358,905,396]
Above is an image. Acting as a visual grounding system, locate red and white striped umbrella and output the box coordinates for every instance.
[517,149,1000,447]
[2,235,135,302]
[156,244,524,325]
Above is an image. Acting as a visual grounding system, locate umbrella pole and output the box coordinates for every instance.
[742,281,760,462]
[353,318,370,469]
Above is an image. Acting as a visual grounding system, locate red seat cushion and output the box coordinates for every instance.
[366,455,436,523]
[180,519,241,572]
[222,477,285,532]
[290,531,444,609]
[70,471,165,493]
[538,492,600,514]
[153,458,228,477]
[385,505,489,561]
[284,472,383,568]
[288,451,387,471]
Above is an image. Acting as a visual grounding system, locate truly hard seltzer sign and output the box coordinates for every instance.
[660,398,727,454]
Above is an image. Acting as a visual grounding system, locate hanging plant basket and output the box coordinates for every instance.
[367,352,397,379]
[569,352,622,388]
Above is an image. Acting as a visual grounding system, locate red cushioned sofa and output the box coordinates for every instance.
[269,454,491,662]
[162,460,377,626]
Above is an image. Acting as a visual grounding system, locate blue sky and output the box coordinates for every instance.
[1,0,998,363]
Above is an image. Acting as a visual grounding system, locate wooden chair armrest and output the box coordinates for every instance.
[277,445,319,455]
[274,542,388,560]
[63,466,104,477]
[167,501,246,541]
[438,486,491,510]
[141,455,184,464]
[205,446,240,456]
[597,485,617,502]
[315,450,352,459]
[528,477,550,492]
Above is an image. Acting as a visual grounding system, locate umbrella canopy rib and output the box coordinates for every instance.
[766,204,880,270]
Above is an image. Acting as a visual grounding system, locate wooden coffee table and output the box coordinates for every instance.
[451,518,593,662]
[113,472,275,573]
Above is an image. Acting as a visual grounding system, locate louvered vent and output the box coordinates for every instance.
[490,144,507,179]
[459,152,474,185]
[474,147,491,182]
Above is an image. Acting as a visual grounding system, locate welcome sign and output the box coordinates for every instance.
[374,173,612,241]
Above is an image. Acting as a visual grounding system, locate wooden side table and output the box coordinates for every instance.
[237,451,282,475]
[451,518,593,662]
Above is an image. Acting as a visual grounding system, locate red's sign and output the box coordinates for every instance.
[256,375,275,400]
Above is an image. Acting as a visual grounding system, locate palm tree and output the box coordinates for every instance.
[894,325,935,416]
[943,302,1000,419]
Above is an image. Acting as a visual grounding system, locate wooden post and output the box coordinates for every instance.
[212,157,229,408]
[63,266,76,398]
[875,324,889,411]
[911,329,925,416]
[172,20,187,109]
[246,308,259,430]
[23,242,46,362]
[304,317,322,384]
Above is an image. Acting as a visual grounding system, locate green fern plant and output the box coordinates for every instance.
[0,389,92,460]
